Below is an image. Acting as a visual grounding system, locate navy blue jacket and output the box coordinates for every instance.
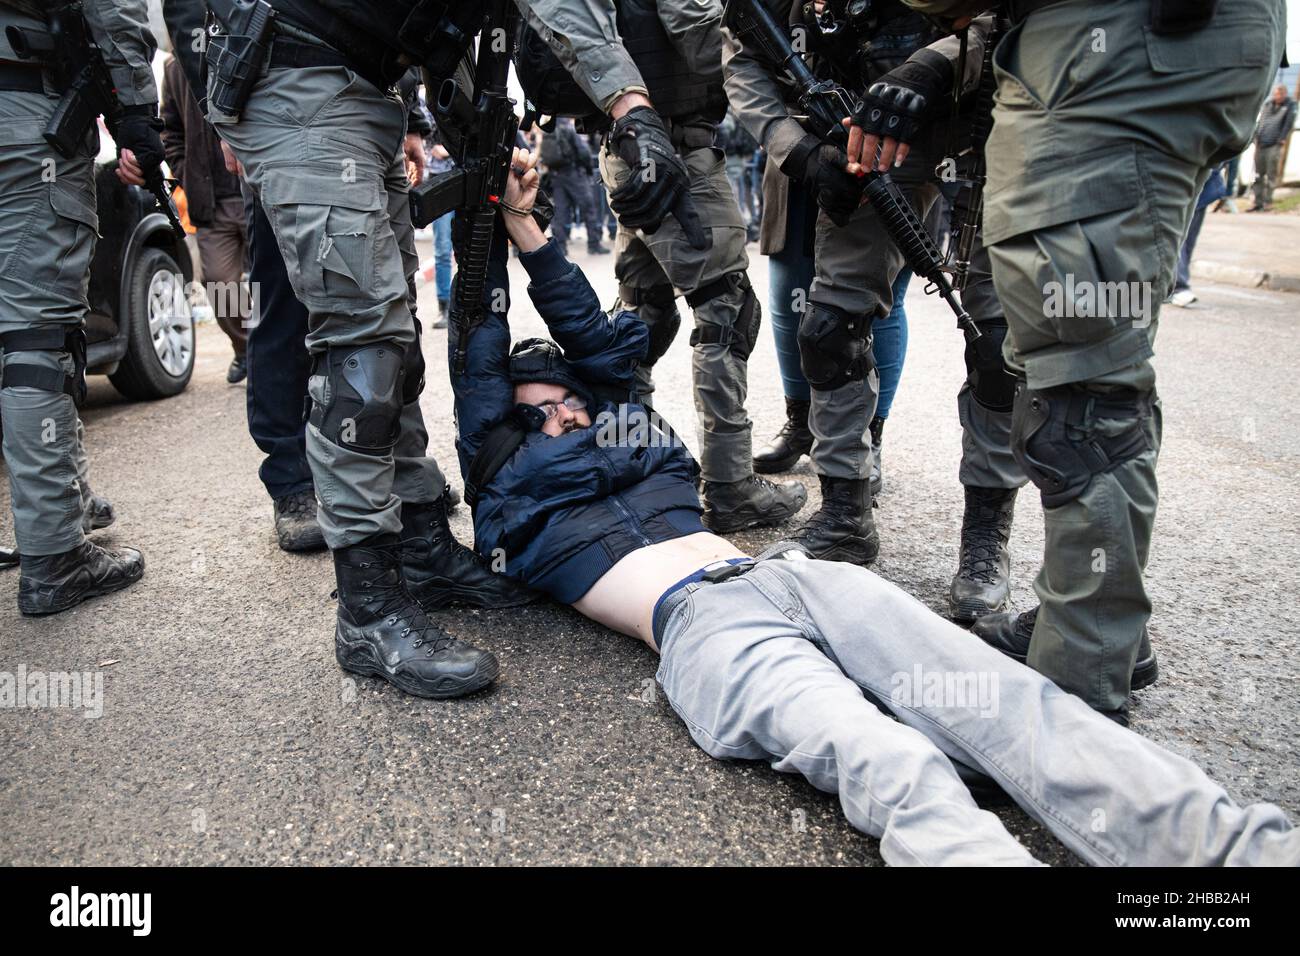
[452,235,705,604]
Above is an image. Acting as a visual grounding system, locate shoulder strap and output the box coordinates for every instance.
[463,417,528,511]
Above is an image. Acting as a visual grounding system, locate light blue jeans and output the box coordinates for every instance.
[432,211,454,302]
[655,550,1298,866]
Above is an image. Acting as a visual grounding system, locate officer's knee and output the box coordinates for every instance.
[797,302,872,391]
[622,284,681,366]
[963,319,1017,412]
[311,341,405,454]
[686,271,761,361]
[1011,382,1156,508]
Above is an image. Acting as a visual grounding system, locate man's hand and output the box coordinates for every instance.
[221,140,243,177]
[430,142,450,162]
[501,147,546,253]
[116,149,145,186]
[404,132,426,186]
[115,105,166,183]
[606,105,708,250]
[798,140,866,227]
[844,58,951,173]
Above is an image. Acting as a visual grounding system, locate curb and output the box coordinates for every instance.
[1191,259,1300,293]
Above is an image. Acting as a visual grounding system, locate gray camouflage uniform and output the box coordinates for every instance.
[904,0,1285,713]
[208,19,443,549]
[516,0,760,484]
[0,0,156,556]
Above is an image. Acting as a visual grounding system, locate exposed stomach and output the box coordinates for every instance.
[572,532,749,648]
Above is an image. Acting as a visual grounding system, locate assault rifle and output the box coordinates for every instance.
[408,0,525,378]
[724,0,979,339]
[7,2,185,239]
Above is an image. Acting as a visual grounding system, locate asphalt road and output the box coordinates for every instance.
[2,239,1297,866]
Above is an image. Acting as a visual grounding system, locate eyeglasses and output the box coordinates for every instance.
[533,394,587,421]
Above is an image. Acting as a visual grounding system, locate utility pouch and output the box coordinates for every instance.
[1150,0,1218,34]
[206,0,275,121]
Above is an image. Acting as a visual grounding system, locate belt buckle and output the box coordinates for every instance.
[702,560,754,584]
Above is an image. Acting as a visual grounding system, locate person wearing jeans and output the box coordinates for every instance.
[454,155,1298,865]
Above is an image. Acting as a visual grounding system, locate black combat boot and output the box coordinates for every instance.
[17,541,144,616]
[753,397,812,474]
[434,298,449,330]
[868,415,885,497]
[701,474,807,534]
[81,491,115,532]
[333,533,499,699]
[971,606,1160,691]
[0,546,17,569]
[791,475,879,565]
[949,486,1017,624]
[400,488,539,609]
[273,491,327,553]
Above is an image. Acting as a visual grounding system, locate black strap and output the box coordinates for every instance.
[684,274,733,309]
[0,62,46,93]
[622,284,676,308]
[1,328,71,352]
[1,363,75,396]
[268,38,356,73]
[463,418,528,511]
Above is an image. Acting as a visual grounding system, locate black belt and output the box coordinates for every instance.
[0,61,46,93]
[267,37,393,93]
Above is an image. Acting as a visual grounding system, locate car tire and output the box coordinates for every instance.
[109,246,195,400]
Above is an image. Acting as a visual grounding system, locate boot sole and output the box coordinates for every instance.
[703,491,809,535]
[277,531,328,554]
[18,561,145,617]
[986,643,1160,693]
[411,583,542,611]
[335,631,500,700]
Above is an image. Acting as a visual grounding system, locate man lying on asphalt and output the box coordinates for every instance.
[443,149,1297,866]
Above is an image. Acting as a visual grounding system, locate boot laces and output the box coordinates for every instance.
[355,560,457,655]
[959,501,1010,584]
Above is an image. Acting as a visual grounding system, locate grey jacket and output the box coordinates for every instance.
[1256,95,1296,148]
[515,0,723,114]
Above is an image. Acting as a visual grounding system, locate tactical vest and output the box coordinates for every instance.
[265,0,477,84]
[516,0,728,126]
[804,0,942,91]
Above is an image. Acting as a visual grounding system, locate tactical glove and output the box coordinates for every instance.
[786,139,865,228]
[607,106,708,250]
[115,105,167,179]
[851,56,952,150]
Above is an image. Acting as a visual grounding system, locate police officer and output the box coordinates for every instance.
[206,0,532,700]
[515,0,807,534]
[0,0,156,615]
[539,116,610,256]
[864,0,1286,721]
[723,0,1027,603]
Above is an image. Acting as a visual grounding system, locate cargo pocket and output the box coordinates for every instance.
[46,179,99,306]
[263,168,385,305]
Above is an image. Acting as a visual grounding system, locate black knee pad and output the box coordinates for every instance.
[621,284,680,366]
[797,302,872,391]
[687,272,762,361]
[0,328,87,404]
[311,341,405,454]
[403,320,426,405]
[1011,382,1156,508]
[963,319,1016,412]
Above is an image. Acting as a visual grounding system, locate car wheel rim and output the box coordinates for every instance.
[147,268,193,378]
